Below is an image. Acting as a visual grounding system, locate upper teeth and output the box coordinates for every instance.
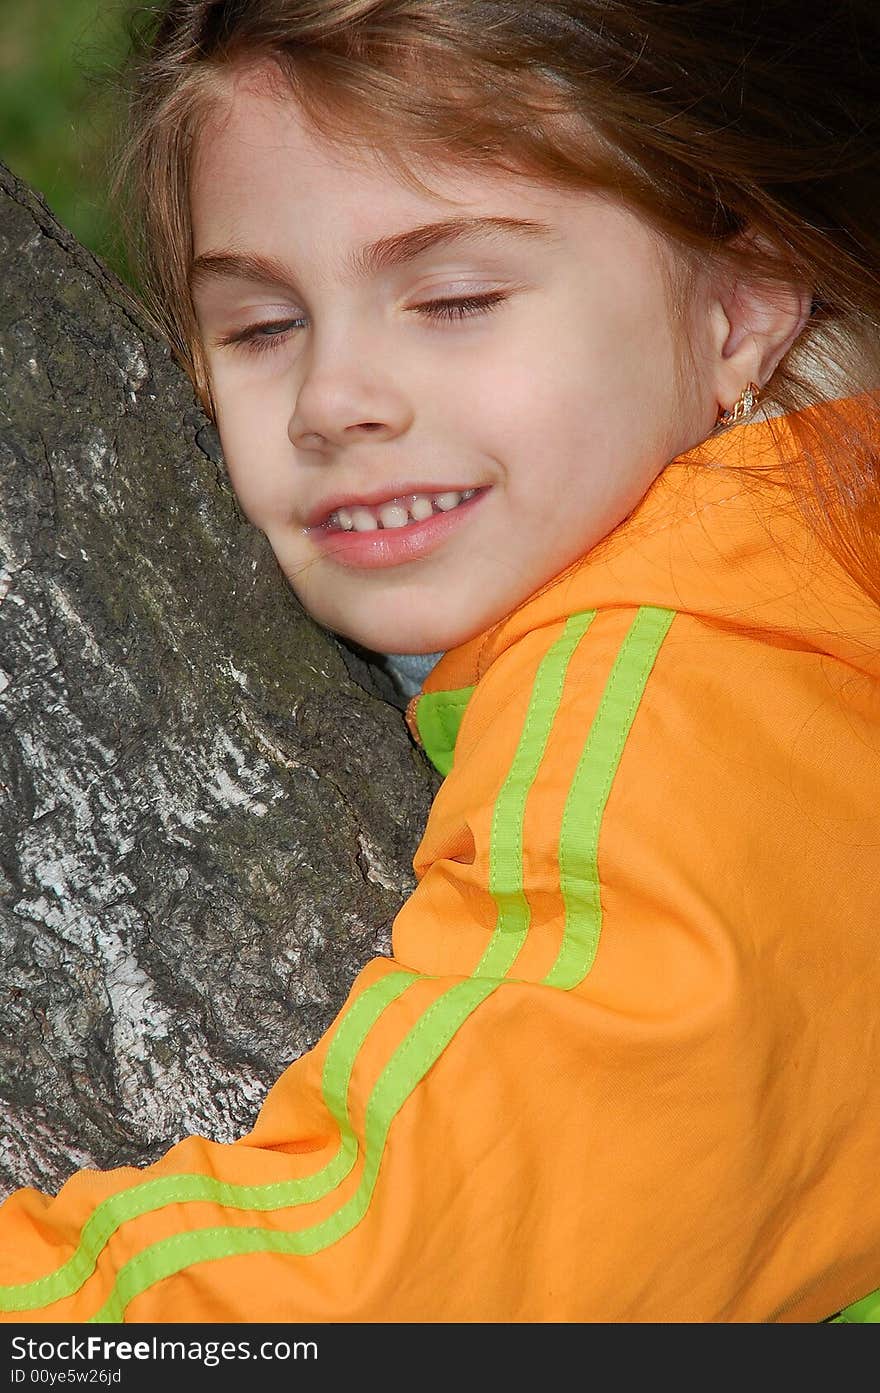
[328,489,477,531]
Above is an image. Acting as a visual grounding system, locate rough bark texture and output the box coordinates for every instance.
[0,162,441,1200]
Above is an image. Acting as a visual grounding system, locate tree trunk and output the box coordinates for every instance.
[0,162,441,1199]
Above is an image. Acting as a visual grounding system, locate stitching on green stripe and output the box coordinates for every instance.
[416,687,476,774]
[90,978,499,1322]
[422,691,475,741]
[436,694,473,751]
[474,612,596,980]
[0,969,417,1313]
[430,691,475,717]
[543,607,676,990]
[320,970,414,1120]
[422,691,474,712]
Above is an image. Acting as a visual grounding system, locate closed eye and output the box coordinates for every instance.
[216,317,307,353]
[411,291,510,322]
[216,291,510,356]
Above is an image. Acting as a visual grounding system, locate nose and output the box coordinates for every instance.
[288,335,413,451]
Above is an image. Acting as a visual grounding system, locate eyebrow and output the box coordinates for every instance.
[189,215,557,293]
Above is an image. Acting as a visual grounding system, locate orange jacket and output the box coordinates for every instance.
[2,398,879,1323]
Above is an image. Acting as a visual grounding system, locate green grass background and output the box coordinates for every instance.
[0,0,134,282]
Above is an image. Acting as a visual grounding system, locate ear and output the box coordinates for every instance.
[707,266,812,415]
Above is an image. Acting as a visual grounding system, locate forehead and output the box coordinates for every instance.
[190,64,590,261]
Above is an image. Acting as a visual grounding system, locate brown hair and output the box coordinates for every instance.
[111,1,880,608]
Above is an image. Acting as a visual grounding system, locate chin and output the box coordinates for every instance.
[336,625,451,657]
[329,609,478,658]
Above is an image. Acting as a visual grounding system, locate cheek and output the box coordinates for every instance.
[459,279,676,526]
[545,265,685,466]
[213,384,295,525]
[440,321,604,450]
[227,454,295,527]
[470,333,613,480]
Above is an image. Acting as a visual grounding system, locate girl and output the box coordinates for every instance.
[1,0,879,1322]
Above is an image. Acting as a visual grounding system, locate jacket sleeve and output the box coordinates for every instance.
[1,603,877,1322]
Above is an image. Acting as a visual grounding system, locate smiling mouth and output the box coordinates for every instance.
[321,488,481,532]
[306,484,489,571]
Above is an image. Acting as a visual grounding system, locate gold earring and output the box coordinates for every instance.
[714,381,761,430]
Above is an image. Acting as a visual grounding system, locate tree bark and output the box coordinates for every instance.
[0,162,441,1199]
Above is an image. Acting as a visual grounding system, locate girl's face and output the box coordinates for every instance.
[190,69,717,654]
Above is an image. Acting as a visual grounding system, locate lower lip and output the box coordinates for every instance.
[306,489,490,570]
